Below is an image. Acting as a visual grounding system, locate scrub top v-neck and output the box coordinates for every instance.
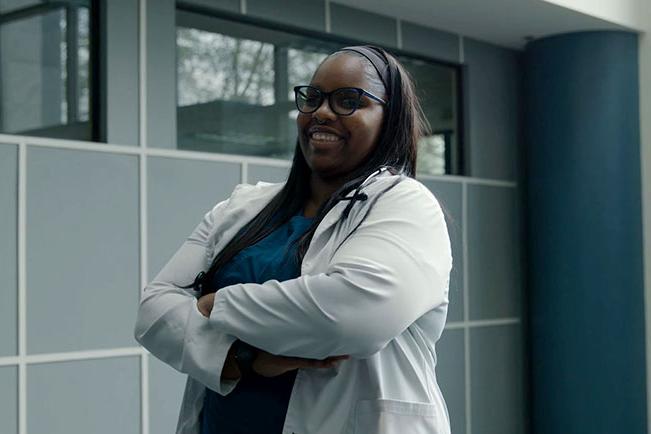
[200,209,315,434]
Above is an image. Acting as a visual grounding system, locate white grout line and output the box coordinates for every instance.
[23,347,146,365]
[445,318,520,330]
[459,35,465,64]
[139,2,150,433]
[0,356,19,367]
[146,147,292,167]
[396,19,402,49]
[140,156,148,297]
[18,142,27,434]
[462,181,471,434]
[141,352,150,434]
[241,161,248,184]
[468,318,520,327]
[3,136,141,155]
[325,0,331,33]
[139,147,150,434]
[417,172,517,188]
[240,0,247,15]
[139,0,147,150]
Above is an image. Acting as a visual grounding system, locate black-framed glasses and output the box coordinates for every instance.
[293,85,387,116]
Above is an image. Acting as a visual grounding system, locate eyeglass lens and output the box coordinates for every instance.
[295,87,361,115]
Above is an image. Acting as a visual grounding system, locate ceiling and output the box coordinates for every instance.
[331,0,638,50]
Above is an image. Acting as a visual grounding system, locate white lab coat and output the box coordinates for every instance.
[134,167,453,434]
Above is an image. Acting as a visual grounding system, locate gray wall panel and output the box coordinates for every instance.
[26,147,140,354]
[0,366,17,434]
[420,179,464,322]
[247,0,325,32]
[147,156,240,280]
[436,329,466,434]
[330,4,397,47]
[0,144,17,356]
[147,0,177,149]
[465,38,521,181]
[28,357,140,434]
[247,164,289,184]
[103,0,139,145]
[149,356,187,434]
[402,21,459,64]
[467,184,521,320]
[470,325,524,434]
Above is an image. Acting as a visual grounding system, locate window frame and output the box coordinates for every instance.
[175,1,465,175]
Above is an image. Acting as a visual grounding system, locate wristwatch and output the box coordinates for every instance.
[232,340,257,377]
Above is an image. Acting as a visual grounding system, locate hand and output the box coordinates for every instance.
[252,350,350,378]
[197,292,215,318]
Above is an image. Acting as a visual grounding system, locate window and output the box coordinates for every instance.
[176,8,461,175]
[401,57,459,175]
[0,0,95,140]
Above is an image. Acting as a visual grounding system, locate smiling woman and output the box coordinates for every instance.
[134,44,453,434]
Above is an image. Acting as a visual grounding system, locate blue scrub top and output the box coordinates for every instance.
[201,209,315,434]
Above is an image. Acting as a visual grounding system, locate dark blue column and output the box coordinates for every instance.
[524,31,646,434]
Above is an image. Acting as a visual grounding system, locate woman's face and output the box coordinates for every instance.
[296,54,386,180]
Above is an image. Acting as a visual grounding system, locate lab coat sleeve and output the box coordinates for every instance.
[133,195,240,396]
[210,179,452,359]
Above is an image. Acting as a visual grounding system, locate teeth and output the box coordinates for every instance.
[311,132,341,142]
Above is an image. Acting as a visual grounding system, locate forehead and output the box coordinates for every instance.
[310,54,369,91]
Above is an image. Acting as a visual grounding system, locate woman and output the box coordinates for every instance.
[134,45,453,434]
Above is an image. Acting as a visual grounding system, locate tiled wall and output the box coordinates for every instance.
[0,1,525,433]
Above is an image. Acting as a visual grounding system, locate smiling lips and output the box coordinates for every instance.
[307,128,345,148]
[311,132,342,142]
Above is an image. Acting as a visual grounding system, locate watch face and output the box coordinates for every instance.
[237,346,256,363]
[235,342,257,369]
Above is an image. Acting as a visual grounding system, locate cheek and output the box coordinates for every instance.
[296,113,310,130]
[350,115,383,150]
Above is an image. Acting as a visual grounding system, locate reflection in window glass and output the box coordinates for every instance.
[77,6,90,122]
[401,58,458,176]
[176,10,460,174]
[0,0,40,14]
[0,1,93,139]
[178,28,275,107]
[287,48,328,99]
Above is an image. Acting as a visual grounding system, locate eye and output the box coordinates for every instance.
[298,88,321,107]
[334,90,361,110]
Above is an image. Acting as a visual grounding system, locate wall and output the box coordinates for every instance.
[0,0,526,433]
[540,0,646,31]
[638,2,651,433]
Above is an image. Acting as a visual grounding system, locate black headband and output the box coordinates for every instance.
[339,45,391,94]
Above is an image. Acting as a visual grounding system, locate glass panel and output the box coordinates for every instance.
[0,0,40,14]
[401,57,458,175]
[287,47,328,98]
[0,1,93,139]
[176,10,459,173]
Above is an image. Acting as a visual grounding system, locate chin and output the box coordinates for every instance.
[309,160,345,179]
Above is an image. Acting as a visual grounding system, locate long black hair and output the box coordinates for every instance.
[180,45,433,296]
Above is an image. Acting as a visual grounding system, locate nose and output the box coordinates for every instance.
[312,95,337,122]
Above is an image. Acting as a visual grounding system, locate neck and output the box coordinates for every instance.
[304,172,347,217]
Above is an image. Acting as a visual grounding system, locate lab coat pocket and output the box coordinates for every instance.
[353,398,442,434]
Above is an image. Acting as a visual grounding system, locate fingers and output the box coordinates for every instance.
[296,355,350,369]
[328,355,350,361]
